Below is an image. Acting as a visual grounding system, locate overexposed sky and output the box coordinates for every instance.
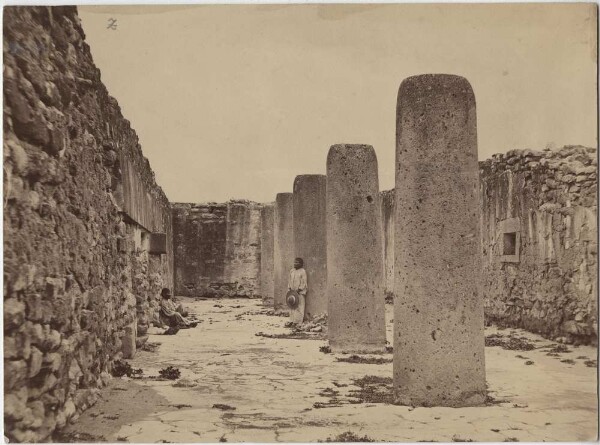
[79,3,597,203]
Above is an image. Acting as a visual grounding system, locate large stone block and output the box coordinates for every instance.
[293,175,327,319]
[394,74,485,407]
[273,193,294,309]
[326,144,386,353]
[260,203,275,305]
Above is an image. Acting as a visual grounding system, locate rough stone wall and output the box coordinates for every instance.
[172,200,262,297]
[480,146,597,345]
[3,6,173,441]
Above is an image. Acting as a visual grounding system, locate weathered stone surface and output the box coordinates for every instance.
[293,175,327,319]
[121,322,137,359]
[394,74,486,407]
[273,193,294,309]
[380,190,395,300]
[3,6,173,441]
[260,204,275,305]
[172,200,262,297]
[480,145,597,345]
[326,144,386,353]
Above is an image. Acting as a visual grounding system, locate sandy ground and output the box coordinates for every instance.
[60,298,598,443]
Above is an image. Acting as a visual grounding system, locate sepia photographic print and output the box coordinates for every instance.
[2,2,598,443]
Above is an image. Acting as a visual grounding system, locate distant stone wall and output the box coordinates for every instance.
[172,200,262,297]
[3,6,173,441]
[480,146,597,345]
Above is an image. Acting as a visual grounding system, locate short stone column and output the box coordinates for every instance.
[274,193,294,310]
[121,322,137,359]
[260,203,275,306]
[293,175,328,319]
[326,144,386,353]
[394,74,486,407]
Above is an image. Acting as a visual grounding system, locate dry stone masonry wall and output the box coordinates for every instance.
[3,6,173,441]
[480,145,597,345]
[172,200,262,298]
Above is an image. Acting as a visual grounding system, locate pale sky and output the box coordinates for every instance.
[79,3,597,203]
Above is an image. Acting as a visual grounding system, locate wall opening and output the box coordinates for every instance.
[497,217,521,263]
[503,232,517,255]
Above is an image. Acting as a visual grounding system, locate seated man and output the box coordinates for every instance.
[159,288,197,330]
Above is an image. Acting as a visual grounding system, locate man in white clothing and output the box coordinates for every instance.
[288,257,307,323]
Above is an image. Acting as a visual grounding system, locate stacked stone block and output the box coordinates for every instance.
[3,6,172,441]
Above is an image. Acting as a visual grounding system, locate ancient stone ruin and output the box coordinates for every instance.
[479,145,597,344]
[171,200,262,298]
[293,174,327,319]
[393,74,486,407]
[2,5,597,443]
[260,203,275,306]
[326,144,387,353]
[4,7,172,441]
[273,192,294,310]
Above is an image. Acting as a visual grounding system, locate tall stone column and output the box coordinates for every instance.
[326,144,386,353]
[394,74,486,407]
[260,203,275,306]
[273,193,294,310]
[293,175,328,319]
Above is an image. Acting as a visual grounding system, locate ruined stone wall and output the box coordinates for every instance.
[172,200,262,297]
[480,146,597,345]
[3,6,173,441]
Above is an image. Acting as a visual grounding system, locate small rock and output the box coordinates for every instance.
[28,346,44,377]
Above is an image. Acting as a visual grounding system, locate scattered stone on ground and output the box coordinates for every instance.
[348,376,395,404]
[543,344,572,354]
[110,360,143,378]
[336,355,393,365]
[141,342,161,353]
[158,366,181,380]
[321,431,377,442]
[213,404,236,411]
[484,333,536,351]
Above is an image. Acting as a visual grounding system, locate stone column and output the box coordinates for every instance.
[293,175,328,319]
[326,144,386,353]
[394,74,485,407]
[121,322,137,359]
[260,203,275,306]
[273,193,294,310]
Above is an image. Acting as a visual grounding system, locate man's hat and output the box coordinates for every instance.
[286,290,300,309]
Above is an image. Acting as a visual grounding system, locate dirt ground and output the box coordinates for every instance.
[60,297,598,443]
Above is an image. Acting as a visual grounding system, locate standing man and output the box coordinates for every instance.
[288,258,307,324]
